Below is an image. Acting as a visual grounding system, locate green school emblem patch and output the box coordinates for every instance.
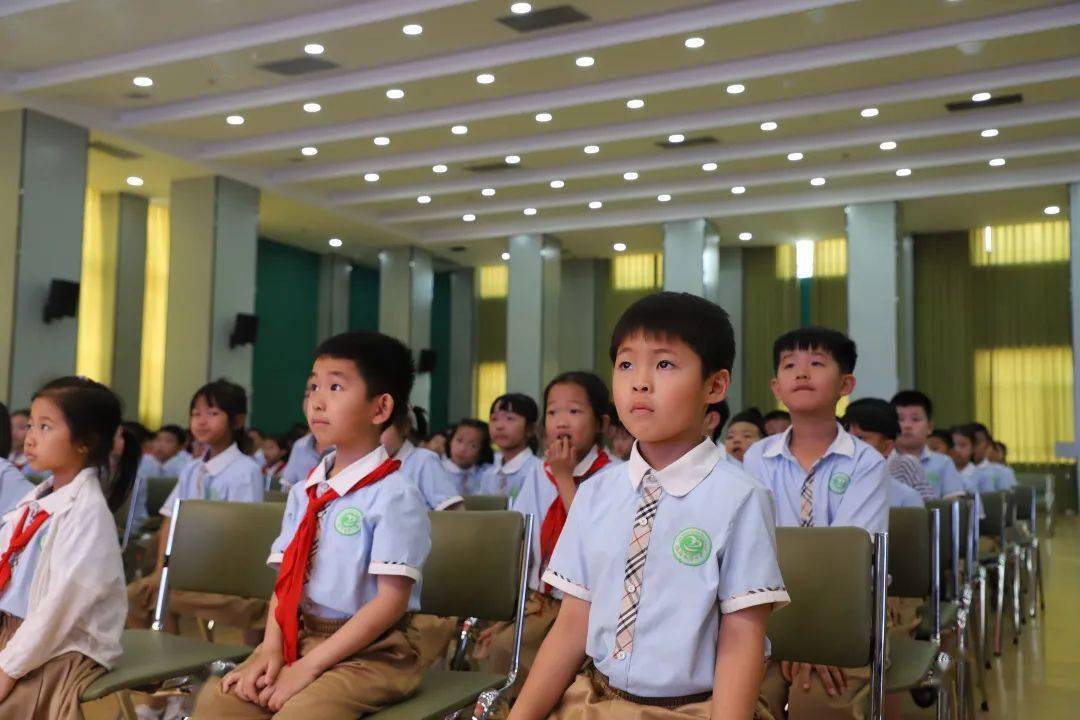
[672,528,711,566]
[927,471,941,487]
[828,473,851,494]
[334,507,364,536]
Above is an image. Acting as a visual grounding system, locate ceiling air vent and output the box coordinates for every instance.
[258,57,340,77]
[124,92,151,100]
[466,161,521,172]
[88,141,142,161]
[499,5,589,32]
[946,93,1022,112]
[656,135,718,149]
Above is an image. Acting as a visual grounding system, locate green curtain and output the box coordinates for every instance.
[810,277,848,330]
[742,247,798,411]
[476,296,506,364]
[430,272,451,431]
[348,264,379,331]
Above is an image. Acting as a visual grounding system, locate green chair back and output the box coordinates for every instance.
[767,527,878,668]
[1013,485,1036,523]
[980,491,1008,540]
[164,500,284,600]
[888,508,931,598]
[463,494,510,512]
[420,510,525,621]
[926,498,960,600]
[147,477,179,516]
[264,489,289,504]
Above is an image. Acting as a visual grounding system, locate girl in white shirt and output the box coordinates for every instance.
[0,376,135,719]
[441,419,494,495]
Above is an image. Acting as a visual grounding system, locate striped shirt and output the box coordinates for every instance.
[887,451,935,500]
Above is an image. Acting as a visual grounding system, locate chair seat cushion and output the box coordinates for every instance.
[81,630,252,701]
[369,669,506,720]
[915,602,959,639]
[886,635,939,693]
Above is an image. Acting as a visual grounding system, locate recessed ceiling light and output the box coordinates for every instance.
[402,24,423,36]
[373,136,391,146]
[301,146,318,156]
[972,91,992,102]
[226,115,244,126]
[304,43,325,55]
[575,55,595,68]
[132,76,153,87]
[667,133,685,144]
[726,83,745,94]
[623,171,639,181]
[739,232,753,241]
[386,88,405,99]
[549,179,565,189]
[476,72,495,85]
[787,152,804,162]
[981,128,999,138]
[684,37,705,49]
[657,193,672,202]
[760,121,778,132]
[879,140,897,151]
[1044,205,1061,216]
[731,186,746,194]
[523,207,538,216]
[302,102,321,113]
[328,237,342,247]
[363,172,380,182]
[626,98,645,109]
[584,145,599,154]
[810,176,826,186]
[451,125,468,135]
[417,195,432,204]
[481,187,496,197]
[895,168,912,177]
[613,242,627,252]
[988,157,1006,167]
[535,112,552,123]
[510,2,532,14]
[589,201,603,210]
[860,107,879,118]
[432,164,448,173]
[505,154,521,165]
[462,213,476,222]
[126,176,144,187]
[702,162,718,172]
[501,251,511,260]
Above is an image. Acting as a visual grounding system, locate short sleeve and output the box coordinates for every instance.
[225,463,265,503]
[267,484,305,566]
[834,449,889,536]
[718,486,790,614]
[939,461,966,498]
[414,454,464,511]
[157,467,192,518]
[369,479,431,582]
[541,482,593,601]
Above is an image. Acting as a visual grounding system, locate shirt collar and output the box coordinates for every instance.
[8,467,96,521]
[919,446,933,462]
[761,422,855,462]
[441,456,465,475]
[498,447,534,475]
[572,445,600,477]
[307,445,392,496]
[627,438,722,498]
[202,443,242,476]
[977,458,991,468]
[393,440,416,463]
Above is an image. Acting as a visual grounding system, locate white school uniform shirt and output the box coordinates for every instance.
[394,441,464,511]
[989,461,1017,491]
[138,453,162,480]
[743,424,889,535]
[439,456,487,496]
[0,469,125,679]
[975,459,1016,492]
[917,448,968,498]
[889,477,925,508]
[159,450,193,478]
[544,439,789,698]
[252,448,266,467]
[267,447,431,619]
[0,459,33,517]
[159,443,264,517]
[511,445,621,596]
[280,434,331,491]
[476,448,541,500]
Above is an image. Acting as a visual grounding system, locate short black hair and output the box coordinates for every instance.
[10,408,28,419]
[157,424,185,445]
[773,326,857,374]
[951,424,977,444]
[489,393,540,452]
[450,419,495,466]
[763,409,791,424]
[729,405,766,434]
[843,398,900,440]
[969,422,991,441]
[122,420,153,446]
[891,390,934,420]
[930,429,953,450]
[609,292,735,376]
[707,400,731,438]
[545,371,611,427]
[314,331,415,429]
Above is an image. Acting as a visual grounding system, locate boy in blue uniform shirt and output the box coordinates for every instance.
[195,331,431,718]
[890,391,968,499]
[744,327,888,720]
[511,292,789,720]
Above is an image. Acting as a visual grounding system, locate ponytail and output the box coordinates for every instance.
[107,427,141,513]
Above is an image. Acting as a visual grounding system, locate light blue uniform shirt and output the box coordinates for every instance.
[544,439,789,698]
[0,506,51,619]
[138,454,161,479]
[159,444,264,517]
[440,457,488,496]
[743,424,889,535]
[128,451,195,533]
[0,459,33,517]
[280,434,330,491]
[394,442,464,511]
[975,460,1017,492]
[918,448,968,498]
[476,448,541,500]
[267,447,431,619]
[889,478,925,508]
[159,450,193,478]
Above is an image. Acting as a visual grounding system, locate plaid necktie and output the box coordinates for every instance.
[800,469,816,527]
[613,472,663,659]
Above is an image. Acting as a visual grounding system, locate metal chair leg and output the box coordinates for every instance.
[993,554,1005,656]
[1035,539,1045,612]
[1011,547,1022,643]
[1024,545,1036,619]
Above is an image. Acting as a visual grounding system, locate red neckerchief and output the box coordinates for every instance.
[0,506,50,594]
[539,448,610,593]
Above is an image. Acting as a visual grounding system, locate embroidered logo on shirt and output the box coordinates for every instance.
[334,507,364,535]
[828,473,851,494]
[927,471,940,486]
[672,527,711,566]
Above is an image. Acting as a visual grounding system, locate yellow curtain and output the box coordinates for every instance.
[612,253,662,290]
[474,361,507,419]
[139,204,170,428]
[476,264,508,299]
[969,220,1069,266]
[75,188,116,383]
